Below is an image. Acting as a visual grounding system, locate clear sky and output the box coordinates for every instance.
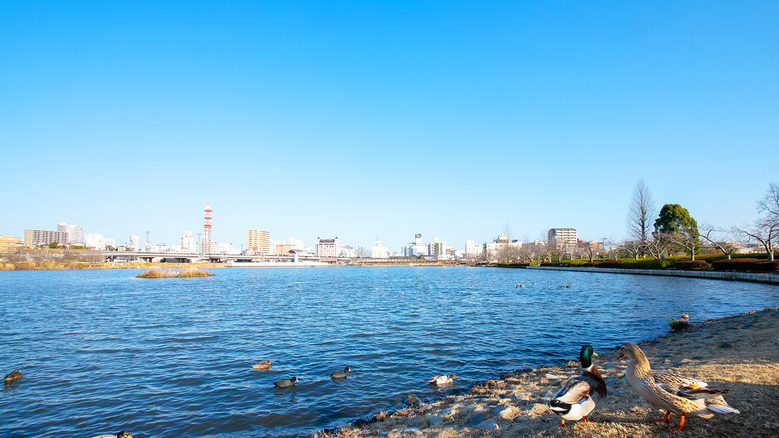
[2,1,777,252]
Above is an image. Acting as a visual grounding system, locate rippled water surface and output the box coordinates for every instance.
[1,267,778,437]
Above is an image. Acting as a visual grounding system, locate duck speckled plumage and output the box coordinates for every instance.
[548,345,607,426]
[619,342,739,432]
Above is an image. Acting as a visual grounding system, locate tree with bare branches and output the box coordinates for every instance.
[626,179,657,257]
[735,183,778,261]
[700,225,740,259]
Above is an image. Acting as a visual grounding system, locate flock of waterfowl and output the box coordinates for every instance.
[549,341,739,433]
[4,301,739,436]
[251,361,453,390]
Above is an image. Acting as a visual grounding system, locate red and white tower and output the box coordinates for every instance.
[203,203,212,255]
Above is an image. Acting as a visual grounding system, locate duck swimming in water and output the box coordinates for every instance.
[428,374,456,385]
[549,345,607,427]
[91,431,132,438]
[4,370,22,383]
[331,367,351,379]
[274,377,299,388]
[619,342,739,432]
[252,360,271,370]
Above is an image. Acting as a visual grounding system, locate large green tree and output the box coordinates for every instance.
[653,204,700,260]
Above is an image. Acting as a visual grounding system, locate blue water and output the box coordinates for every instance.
[1,267,778,437]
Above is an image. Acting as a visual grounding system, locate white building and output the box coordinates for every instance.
[484,233,522,259]
[465,239,482,257]
[316,237,339,258]
[290,237,304,249]
[403,233,429,257]
[180,230,194,253]
[339,244,358,258]
[371,240,389,259]
[57,223,84,245]
[429,237,448,260]
[85,233,115,251]
[129,235,140,251]
[548,228,578,252]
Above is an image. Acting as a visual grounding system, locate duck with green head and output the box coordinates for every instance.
[548,344,607,427]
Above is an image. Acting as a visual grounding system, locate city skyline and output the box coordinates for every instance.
[2,1,777,251]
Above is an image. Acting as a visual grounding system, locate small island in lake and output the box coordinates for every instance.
[136,268,214,278]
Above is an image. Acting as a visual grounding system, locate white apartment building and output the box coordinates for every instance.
[180,230,194,253]
[429,237,448,259]
[484,233,522,259]
[130,235,140,251]
[465,239,483,257]
[339,245,358,258]
[548,228,578,252]
[85,233,115,250]
[247,229,271,255]
[371,240,389,259]
[57,223,84,245]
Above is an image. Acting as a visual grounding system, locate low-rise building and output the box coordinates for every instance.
[316,237,339,258]
[0,235,23,252]
[371,240,389,259]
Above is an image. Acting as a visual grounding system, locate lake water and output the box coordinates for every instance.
[2,267,778,437]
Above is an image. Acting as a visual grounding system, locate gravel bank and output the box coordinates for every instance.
[317,307,779,438]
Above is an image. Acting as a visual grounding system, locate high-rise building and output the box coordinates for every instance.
[23,230,68,247]
[247,229,271,255]
[130,235,140,251]
[547,228,578,252]
[57,223,84,245]
[316,237,339,258]
[180,230,194,253]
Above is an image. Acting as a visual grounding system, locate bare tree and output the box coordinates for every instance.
[580,242,596,262]
[735,183,778,262]
[622,240,642,260]
[700,225,739,259]
[626,179,657,257]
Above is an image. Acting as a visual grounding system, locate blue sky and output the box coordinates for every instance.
[2,1,777,251]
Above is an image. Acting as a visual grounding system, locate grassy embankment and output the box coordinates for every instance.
[494,252,779,272]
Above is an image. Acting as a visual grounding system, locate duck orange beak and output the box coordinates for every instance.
[618,352,626,359]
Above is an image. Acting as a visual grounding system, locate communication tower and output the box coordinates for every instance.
[203,203,212,255]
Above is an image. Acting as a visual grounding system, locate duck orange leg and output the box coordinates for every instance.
[664,415,686,433]
[649,410,671,423]
[560,419,566,427]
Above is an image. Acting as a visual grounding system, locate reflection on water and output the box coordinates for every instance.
[1,267,777,437]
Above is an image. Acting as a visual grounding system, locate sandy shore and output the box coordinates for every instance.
[318,307,779,438]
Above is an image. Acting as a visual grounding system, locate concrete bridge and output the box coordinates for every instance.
[101,251,353,264]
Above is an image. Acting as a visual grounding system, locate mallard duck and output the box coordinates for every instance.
[91,432,132,438]
[331,366,351,379]
[273,376,299,388]
[548,345,607,427]
[427,374,456,385]
[618,342,739,432]
[252,360,271,370]
[4,370,22,383]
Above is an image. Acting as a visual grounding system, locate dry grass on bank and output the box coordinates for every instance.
[136,267,214,278]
